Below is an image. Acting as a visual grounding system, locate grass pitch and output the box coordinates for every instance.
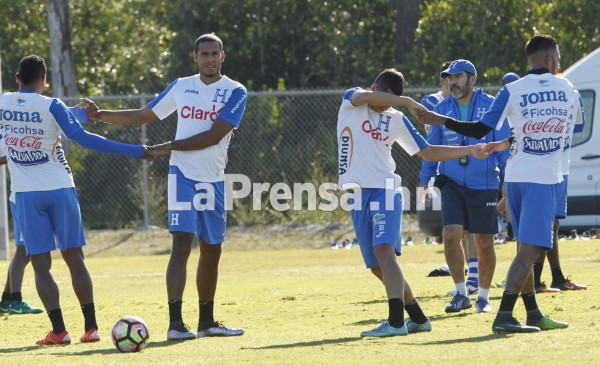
[0,237,598,365]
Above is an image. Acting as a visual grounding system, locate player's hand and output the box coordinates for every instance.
[470,143,488,160]
[405,98,428,120]
[79,98,101,122]
[484,139,511,154]
[417,110,446,126]
[143,142,172,159]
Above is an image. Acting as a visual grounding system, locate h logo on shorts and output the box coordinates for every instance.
[171,213,180,226]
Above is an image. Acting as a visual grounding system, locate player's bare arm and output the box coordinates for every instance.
[484,138,512,154]
[417,143,487,162]
[166,119,234,152]
[416,110,447,126]
[80,98,157,126]
[351,90,427,118]
[0,156,6,165]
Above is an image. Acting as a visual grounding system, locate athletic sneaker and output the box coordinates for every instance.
[80,328,101,343]
[445,294,472,313]
[552,279,587,291]
[360,321,408,337]
[36,330,72,346]
[535,282,561,294]
[475,298,492,313]
[447,283,478,296]
[0,300,9,314]
[167,323,196,341]
[492,317,540,334]
[9,301,44,314]
[405,318,432,333]
[197,321,245,337]
[526,315,569,330]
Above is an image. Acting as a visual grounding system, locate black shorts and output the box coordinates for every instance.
[441,180,498,234]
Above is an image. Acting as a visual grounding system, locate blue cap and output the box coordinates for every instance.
[440,59,477,78]
[502,72,520,85]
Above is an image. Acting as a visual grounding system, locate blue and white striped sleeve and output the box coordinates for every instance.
[216,87,247,128]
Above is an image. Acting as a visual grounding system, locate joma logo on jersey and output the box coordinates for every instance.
[0,109,42,123]
[184,89,199,94]
[519,90,567,107]
[338,127,354,175]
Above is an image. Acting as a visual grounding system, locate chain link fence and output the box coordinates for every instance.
[21,87,497,230]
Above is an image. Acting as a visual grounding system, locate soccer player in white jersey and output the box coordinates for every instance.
[82,33,248,340]
[0,55,152,346]
[418,35,582,334]
[338,68,489,337]
[533,89,587,292]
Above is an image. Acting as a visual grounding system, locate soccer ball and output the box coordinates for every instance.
[111,316,150,352]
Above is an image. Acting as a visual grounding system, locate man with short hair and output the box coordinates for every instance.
[83,33,248,340]
[337,68,488,337]
[418,35,581,334]
[0,55,152,346]
[420,59,510,314]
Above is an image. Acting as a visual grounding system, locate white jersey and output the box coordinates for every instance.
[0,91,84,192]
[337,88,428,190]
[149,75,247,182]
[561,90,585,175]
[480,71,583,184]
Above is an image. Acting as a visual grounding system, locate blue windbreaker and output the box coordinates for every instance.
[419,89,510,190]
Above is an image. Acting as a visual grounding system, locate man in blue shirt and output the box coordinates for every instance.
[420,60,510,314]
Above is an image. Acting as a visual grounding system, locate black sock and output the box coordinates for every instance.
[404,299,428,324]
[1,292,9,302]
[48,308,66,333]
[521,292,538,311]
[507,222,514,238]
[81,303,98,331]
[199,301,215,328]
[10,292,23,303]
[551,267,566,285]
[533,263,544,287]
[168,299,183,325]
[498,291,519,313]
[388,298,404,328]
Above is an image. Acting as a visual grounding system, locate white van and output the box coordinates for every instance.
[561,48,600,230]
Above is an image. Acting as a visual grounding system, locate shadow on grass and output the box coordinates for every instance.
[0,339,193,356]
[417,333,505,345]
[242,336,362,350]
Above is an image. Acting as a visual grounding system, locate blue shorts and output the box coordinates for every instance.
[168,166,226,244]
[555,175,568,219]
[506,182,557,249]
[15,188,86,256]
[350,188,402,269]
[441,180,498,234]
[9,201,25,246]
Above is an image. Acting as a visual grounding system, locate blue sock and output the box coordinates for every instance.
[467,258,478,287]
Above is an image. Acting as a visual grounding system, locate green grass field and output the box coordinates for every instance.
[0,236,599,365]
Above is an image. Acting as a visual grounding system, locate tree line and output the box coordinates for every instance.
[1,0,599,95]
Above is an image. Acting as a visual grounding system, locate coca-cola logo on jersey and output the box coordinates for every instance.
[522,117,567,134]
[4,135,42,150]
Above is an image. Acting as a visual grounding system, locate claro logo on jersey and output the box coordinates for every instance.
[180,105,224,122]
[338,127,353,175]
[519,90,567,107]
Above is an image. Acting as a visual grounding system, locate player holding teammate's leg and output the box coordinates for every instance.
[417,35,583,334]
